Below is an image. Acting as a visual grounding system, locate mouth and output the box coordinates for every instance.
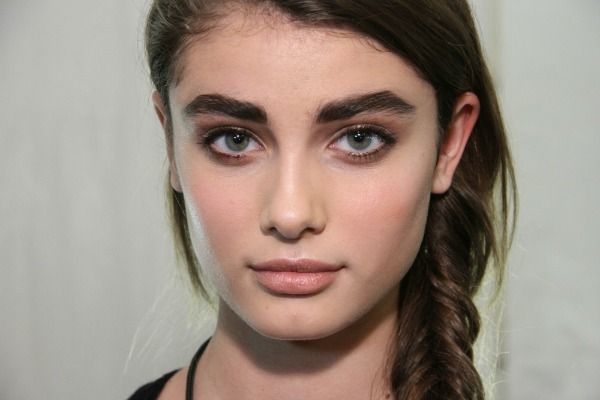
[249,258,343,295]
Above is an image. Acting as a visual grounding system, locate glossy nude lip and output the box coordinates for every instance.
[249,259,344,295]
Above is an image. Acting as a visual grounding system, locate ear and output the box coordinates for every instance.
[152,91,182,192]
[432,92,480,194]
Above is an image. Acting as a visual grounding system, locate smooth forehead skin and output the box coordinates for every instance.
[169,10,437,128]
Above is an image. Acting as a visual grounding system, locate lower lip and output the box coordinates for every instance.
[252,270,338,295]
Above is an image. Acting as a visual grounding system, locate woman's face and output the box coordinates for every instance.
[157,11,463,340]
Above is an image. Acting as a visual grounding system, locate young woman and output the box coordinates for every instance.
[130,1,516,399]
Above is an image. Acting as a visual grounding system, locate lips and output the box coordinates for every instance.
[249,259,343,295]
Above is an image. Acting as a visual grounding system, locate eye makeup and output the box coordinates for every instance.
[198,126,263,164]
[328,124,397,164]
[195,121,400,166]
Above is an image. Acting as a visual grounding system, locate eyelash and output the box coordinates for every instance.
[198,124,397,163]
[330,124,396,162]
[200,126,261,161]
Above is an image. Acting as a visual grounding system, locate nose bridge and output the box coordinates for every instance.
[261,151,326,240]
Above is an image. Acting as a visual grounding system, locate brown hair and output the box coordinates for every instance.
[145,1,516,398]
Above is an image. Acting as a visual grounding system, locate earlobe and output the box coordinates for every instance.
[432,92,480,194]
[152,91,182,193]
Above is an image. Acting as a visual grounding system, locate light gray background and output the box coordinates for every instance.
[1,1,598,399]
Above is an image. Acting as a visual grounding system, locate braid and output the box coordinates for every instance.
[391,182,491,399]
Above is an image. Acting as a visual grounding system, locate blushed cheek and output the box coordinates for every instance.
[336,172,432,268]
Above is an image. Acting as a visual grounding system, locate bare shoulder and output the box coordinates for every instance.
[157,367,188,400]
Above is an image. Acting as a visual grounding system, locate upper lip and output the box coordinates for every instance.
[250,258,343,273]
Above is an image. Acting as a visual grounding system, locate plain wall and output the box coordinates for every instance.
[0,1,598,399]
[0,1,210,398]
[500,1,600,398]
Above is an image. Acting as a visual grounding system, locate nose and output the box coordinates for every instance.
[259,155,327,241]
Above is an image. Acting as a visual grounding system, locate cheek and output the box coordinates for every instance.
[183,177,257,261]
[178,165,261,296]
[329,164,433,269]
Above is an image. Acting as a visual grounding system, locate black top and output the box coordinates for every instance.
[127,370,179,400]
[128,340,209,400]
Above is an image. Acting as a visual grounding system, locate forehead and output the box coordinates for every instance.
[170,9,435,114]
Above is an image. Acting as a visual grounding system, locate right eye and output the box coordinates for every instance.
[202,127,262,157]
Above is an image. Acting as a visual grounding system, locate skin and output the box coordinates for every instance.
[153,9,479,400]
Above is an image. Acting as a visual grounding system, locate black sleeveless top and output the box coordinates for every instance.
[127,370,179,400]
[127,340,209,400]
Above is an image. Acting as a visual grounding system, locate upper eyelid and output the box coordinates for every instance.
[199,123,396,147]
[327,124,397,161]
[201,126,261,145]
[330,124,397,144]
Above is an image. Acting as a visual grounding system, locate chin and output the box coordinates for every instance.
[256,324,340,342]
[243,304,359,343]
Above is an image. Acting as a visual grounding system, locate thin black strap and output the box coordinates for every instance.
[185,339,210,400]
[127,369,179,400]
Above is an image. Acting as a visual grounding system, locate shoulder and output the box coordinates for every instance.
[129,339,208,399]
[157,368,188,400]
[128,368,187,400]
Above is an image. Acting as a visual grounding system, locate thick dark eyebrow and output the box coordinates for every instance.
[183,94,268,123]
[182,90,414,125]
[316,90,416,123]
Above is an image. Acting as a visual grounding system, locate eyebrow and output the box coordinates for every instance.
[183,94,268,123]
[182,90,415,124]
[316,90,416,123]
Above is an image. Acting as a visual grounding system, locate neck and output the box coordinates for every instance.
[195,291,398,400]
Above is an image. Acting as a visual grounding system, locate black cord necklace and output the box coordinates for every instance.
[184,339,393,399]
[185,340,210,400]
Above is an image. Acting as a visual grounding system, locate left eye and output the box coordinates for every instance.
[330,126,392,156]
[204,127,261,156]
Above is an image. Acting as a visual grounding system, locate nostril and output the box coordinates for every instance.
[259,165,327,240]
[261,209,326,241]
[267,227,301,243]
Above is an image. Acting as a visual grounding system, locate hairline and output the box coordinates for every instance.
[165,3,409,99]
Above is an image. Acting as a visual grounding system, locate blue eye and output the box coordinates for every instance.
[203,127,261,156]
[331,125,395,158]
